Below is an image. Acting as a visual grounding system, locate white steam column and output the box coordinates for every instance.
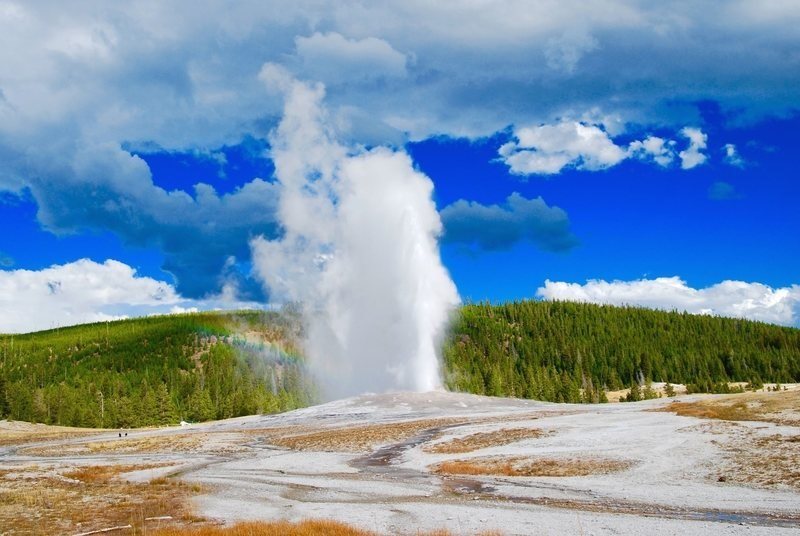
[251,65,460,399]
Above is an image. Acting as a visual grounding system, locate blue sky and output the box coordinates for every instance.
[0,2,798,332]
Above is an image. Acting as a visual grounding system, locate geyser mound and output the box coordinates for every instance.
[251,65,460,399]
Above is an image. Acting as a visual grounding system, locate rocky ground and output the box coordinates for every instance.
[1,390,800,535]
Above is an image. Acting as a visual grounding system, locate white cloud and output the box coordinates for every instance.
[723,143,745,167]
[500,121,627,175]
[293,32,408,83]
[0,1,797,151]
[499,122,706,176]
[0,259,262,333]
[678,127,708,169]
[628,135,675,167]
[537,276,800,326]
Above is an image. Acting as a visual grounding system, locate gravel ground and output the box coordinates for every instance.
[2,391,800,535]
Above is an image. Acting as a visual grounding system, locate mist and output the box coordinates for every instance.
[251,66,460,399]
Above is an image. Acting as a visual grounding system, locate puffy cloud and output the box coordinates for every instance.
[293,32,408,83]
[708,181,741,200]
[723,143,745,167]
[0,251,12,267]
[0,258,261,333]
[17,142,280,299]
[537,277,800,326]
[0,2,797,148]
[440,192,578,252]
[628,135,675,167]
[499,122,627,175]
[0,2,798,298]
[499,122,708,176]
[678,127,708,169]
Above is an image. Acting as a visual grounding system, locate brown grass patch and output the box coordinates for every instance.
[268,418,466,452]
[424,428,546,454]
[23,431,249,456]
[717,431,800,490]
[433,456,631,477]
[64,463,171,484]
[150,520,502,536]
[0,463,201,534]
[660,390,800,426]
[151,519,376,536]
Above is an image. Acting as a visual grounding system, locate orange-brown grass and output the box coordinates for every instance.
[0,463,201,534]
[151,520,376,536]
[269,418,466,452]
[64,462,171,484]
[660,390,800,426]
[433,456,631,477]
[23,431,249,456]
[424,428,546,454]
[149,520,502,536]
[716,432,800,490]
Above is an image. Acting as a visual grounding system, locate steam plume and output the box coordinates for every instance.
[251,65,460,399]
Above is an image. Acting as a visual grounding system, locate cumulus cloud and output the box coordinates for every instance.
[723,143,745,167]
[0,2,797,147]
[0,258,261,333]
[440,193,578,252]
[678,127,708,169]
[628,135,675,167]
[499,122,707,176]
[0,2,798,299]
[293,32,408,83]
[708,181,741,200]
[537,277,800,326]
[499,122,627,175]
[18,143,281,299]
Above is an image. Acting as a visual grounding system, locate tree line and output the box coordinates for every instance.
[0,311,317,428]
[3,301,799,427]
[441,300,800,403]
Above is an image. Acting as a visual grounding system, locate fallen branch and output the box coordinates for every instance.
[73,525,132,536]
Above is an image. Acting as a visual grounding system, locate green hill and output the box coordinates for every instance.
[2,301,799,427]
[443,300,800,402]
[0,310,316,428]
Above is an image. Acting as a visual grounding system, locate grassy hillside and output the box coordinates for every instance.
[443,300,800,402]
[0,311,317,428]
[3,301,799,427]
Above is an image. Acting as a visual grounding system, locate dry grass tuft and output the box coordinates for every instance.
[268,418,465,452]
[151,520,376,536]
[433,456,631,477]
[64,463,170,484]
[424,428,546,454]
[661,390,800,426]
[718,432,800,490]
[23,432,249,456]
[0,463,201,534]
[150,520,502,536]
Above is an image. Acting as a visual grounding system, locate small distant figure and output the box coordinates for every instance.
[118,432,122,438]
[124,432,128,437]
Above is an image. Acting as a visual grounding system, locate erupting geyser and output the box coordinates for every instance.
[251,65,460,399]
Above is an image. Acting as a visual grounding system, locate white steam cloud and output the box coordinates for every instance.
[251,65,460,399]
